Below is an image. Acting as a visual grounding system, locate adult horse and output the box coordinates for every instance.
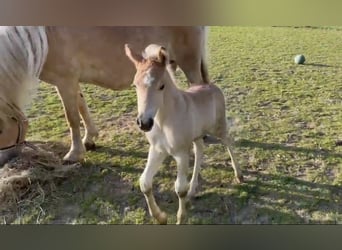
[0,26,209,164]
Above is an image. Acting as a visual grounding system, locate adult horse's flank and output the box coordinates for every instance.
[0,26,48,165]
[0,26,209,164]
[125,44,243,224]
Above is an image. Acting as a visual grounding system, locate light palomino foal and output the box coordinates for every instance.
[125,44,244,224]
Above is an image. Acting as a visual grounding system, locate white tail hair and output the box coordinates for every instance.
[0,26,48,117]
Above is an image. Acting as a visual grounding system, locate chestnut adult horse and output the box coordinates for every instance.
[0,26,209,164]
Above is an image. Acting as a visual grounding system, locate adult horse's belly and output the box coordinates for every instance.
[40,27,173,90]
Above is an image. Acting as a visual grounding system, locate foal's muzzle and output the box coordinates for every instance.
[136,117,154,132]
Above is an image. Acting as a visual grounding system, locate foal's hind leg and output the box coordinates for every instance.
[188,138,204,198]
[215,118,243,183]
[222,134,244,183]
[55,84,85,162]
[78,88,99,150]
[140,146,168,224]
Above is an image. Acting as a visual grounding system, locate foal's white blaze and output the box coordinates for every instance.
[136,69,161,126]
[143,69,155,87]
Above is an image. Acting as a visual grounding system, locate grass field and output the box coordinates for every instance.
[2,26,342,224]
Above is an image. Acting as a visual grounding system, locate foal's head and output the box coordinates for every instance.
[125,44,170,132]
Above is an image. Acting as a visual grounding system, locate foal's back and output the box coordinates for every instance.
[182,83,227,138]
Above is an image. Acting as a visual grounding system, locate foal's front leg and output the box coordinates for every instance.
[173,151,190,224]
[140,146,167,224]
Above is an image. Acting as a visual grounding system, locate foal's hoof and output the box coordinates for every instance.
[84,142,96,151]
[156,212,168,225]
[176,214,187,225]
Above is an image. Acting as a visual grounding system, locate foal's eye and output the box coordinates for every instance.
[159,84,165,90]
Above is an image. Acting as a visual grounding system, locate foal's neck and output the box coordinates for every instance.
[163,67,183,101]
[156,68,184,121]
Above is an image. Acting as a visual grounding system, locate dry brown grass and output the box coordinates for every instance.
[0,142,80,223]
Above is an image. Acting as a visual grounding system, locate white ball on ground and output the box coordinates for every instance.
[294,54,305,64]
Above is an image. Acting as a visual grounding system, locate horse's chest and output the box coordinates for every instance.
[146,129,182,155]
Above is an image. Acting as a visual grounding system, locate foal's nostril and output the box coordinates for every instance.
[137,117,154,132]
[147,118,154,129]
[136,117,141,127]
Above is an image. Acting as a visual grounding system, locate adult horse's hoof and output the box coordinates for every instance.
[0,146,21,167]
[84,142,96,151]
[62,151,84,164]
[203,134,221,144]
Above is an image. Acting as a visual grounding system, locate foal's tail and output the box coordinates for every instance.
[0,26,49,115]
[200,26,210,84]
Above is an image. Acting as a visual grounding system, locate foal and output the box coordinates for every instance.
[125,44,243,224]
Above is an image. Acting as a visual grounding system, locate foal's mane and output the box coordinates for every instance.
[164,63,178,88]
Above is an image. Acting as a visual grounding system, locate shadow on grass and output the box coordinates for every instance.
[18,139,342,224]
[192,169,342,224]
[28,140,148,160]
[95,144,147,159]
[237,139,342,158]
[304,63,334,68]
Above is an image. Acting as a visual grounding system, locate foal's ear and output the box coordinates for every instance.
[157,46,169,65]
[125,44,143,66]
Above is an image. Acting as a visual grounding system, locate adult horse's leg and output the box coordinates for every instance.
[174,28,209,85]
[77,88,99,151]
[188,138,204,198]
[176,52,203,85]
[55,82,85,162]
[140,146,167,224]
[173,151,190,224]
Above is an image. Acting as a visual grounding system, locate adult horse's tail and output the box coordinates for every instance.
[0,26,48,113]
[200,26,210,84]
[0,26,48,164]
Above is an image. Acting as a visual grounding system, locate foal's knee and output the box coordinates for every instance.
[139,175,152,195]
[175,178,189,198]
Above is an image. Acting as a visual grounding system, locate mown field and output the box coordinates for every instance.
[2,26,342,224]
